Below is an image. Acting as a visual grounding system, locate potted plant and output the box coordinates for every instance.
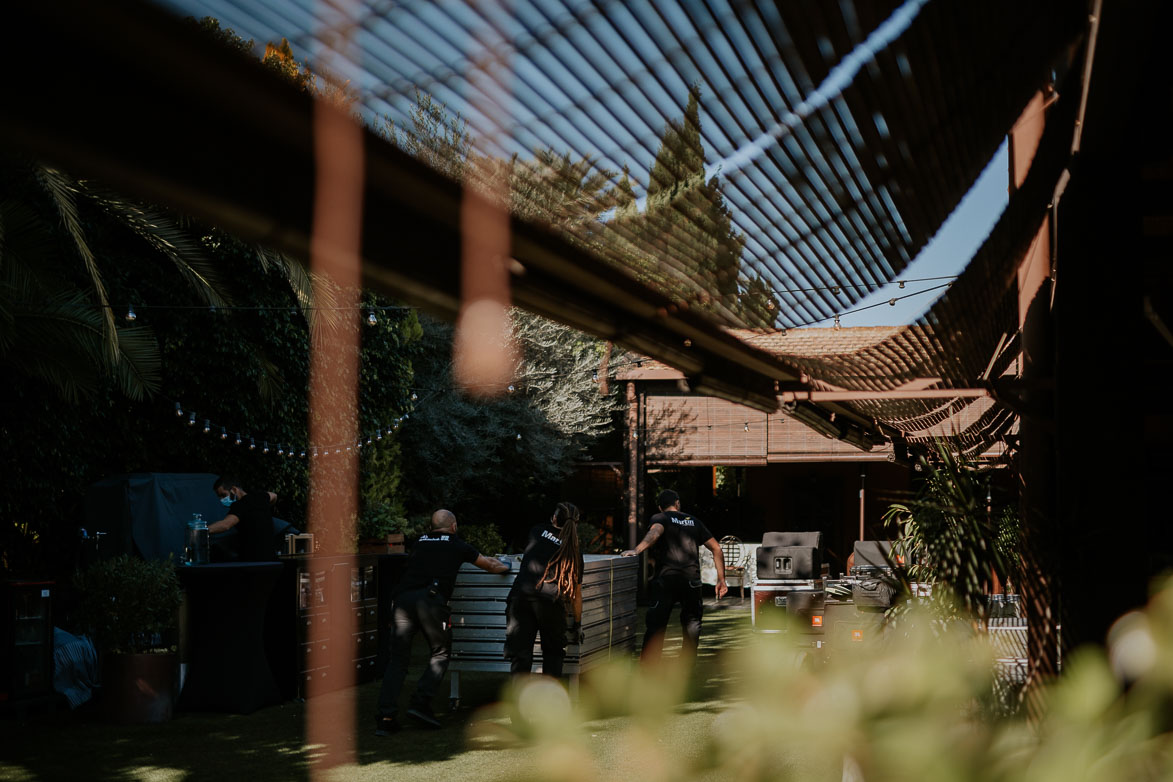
[73,554,182,723]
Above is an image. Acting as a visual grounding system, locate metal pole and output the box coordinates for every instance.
[858,466,866,541]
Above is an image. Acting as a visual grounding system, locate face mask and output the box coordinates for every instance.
[220,494,234,507]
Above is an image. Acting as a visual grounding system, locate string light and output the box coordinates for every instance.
[277,445,284,455]
[508,384,516,393]
[188,412,196,426]
[262,441,270,454]
[592,371,598,382]
[833,314,841,331]
[516,433,522,440]
[235,433,242,446]
[202,419,211,434]
[219,426,228,440]
[125,304,137,321]
[411,392,418,402]
[366,310,378,326]
[249,438,257,450]
[175,402,183,417]
[744,422,750,432]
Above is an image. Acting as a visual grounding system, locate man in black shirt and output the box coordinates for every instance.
[376,509,508,735]
[209,476,279,561]
[622,489,726,663]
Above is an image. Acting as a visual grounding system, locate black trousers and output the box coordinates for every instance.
[377,587,450,717]
[504,594,567,678]
[641,572,704,662]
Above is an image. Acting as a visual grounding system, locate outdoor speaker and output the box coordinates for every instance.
[762,530,823,548]
[852,540,911,569]
[757,545,821,580]
[851,578,898,608]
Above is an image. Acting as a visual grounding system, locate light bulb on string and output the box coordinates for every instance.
[508,384,516,393]
[299,451,306,458]
[898,281,906,289]
[366,310,378,326]
[312,447,318,458]
[516,433,522,441]
[277,445,284,455]
[219,427,228,440]
[125,304,137,321]
[202,419,211,434]
[592,371,598,382]
[188,412,197,426]
[889,298,897,306]
[234,433,242,446]
[780,326,788,336]
[744,422,750,432]
[175,402,183,417]
[833,315,841,331]
[262,441,269,454]
[249,438,256,451]
[411,392,418,402]
[377,432,383,440]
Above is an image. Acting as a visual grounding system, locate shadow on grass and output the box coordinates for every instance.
[1,600,756,780]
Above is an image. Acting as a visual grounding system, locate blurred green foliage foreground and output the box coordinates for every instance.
[484,581,1173,782]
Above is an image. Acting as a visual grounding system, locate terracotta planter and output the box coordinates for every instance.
[101,652,177,724]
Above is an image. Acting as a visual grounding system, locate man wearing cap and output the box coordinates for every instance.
[622,489,727,663]
[375,509,508,735]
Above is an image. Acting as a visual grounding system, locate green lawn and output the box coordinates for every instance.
[1,600,756,782]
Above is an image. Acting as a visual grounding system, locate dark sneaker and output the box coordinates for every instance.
[406,705,442,729]
[374,715,402,736]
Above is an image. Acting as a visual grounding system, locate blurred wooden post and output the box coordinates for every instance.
[1009,91,1061,697]
[306,8,362,772]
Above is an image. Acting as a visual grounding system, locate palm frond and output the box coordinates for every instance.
[256,245,341,331]
[77,181,229,308]
[34,167,118,360]
[10,289,161,400]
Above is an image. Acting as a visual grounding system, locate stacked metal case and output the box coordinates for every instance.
[448,554,638,692]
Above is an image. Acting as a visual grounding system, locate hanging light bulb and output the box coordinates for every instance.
[125,304,137,321]
[277,445,284,455]
[780,326,788,336]
[683,338,692,348]
[833,314,841,331]
[312,447,318,458]
[898,280,906,289]
[744,422,750,432]
[249,438,256,451]
[516,433,522,441]
[403,413,410,420]
[889,298,897,306]
[202,419,211,434]
[592,371,599,382]
[377,431,383,440]
[299,450,306,458]
[335,448,341,454]
[175,401,184,417]
[507,384,516,393]
[366,437,372,445]
[188,412,197,426]
[366,310,378,326]
[832,286,841,295]
[262,441,270,454]
[411,392,418,402]
[234,433,242,446]
[219,427,228,440]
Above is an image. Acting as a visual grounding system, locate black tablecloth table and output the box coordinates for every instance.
[177,562,283,714]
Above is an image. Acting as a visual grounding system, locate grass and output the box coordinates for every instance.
[1,598,754,782]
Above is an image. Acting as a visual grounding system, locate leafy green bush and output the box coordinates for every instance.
[73,555,182,654]
[460,523,507,556]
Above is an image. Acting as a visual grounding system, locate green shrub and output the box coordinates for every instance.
[73,555,182,654]
[460,523,507,556]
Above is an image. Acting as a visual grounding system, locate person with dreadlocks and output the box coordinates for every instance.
[504,501,585,678]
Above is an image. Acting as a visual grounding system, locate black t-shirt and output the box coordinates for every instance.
[228,490,277,562]
[649,509,713,579]
[510,521,582,602]
[396,533,480,601]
